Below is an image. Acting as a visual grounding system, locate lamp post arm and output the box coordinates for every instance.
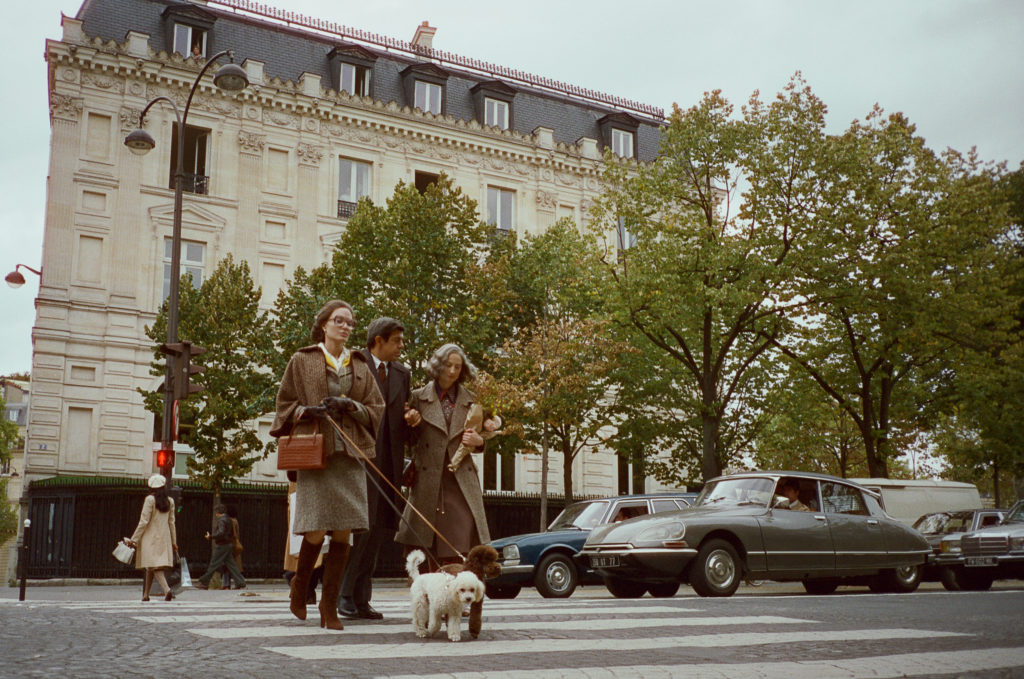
[16,264,42,277]
[181,50,235,130]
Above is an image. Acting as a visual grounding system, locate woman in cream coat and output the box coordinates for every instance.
[129,473,177,601]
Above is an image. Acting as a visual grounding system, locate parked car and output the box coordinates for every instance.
[851,478,983,527]
[935,499,1024,591]
[486,492,698,599]
[577,471,930,598]
[912,508,1005,589]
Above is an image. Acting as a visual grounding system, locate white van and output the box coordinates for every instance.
[850,478,982,526]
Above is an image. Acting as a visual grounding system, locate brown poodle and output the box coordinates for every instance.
[439,545,500,638]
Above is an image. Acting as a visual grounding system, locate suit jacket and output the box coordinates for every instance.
[360,348,411,530]
[395,381,490,547]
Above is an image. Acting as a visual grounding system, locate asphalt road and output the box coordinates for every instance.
[2,580,1022,678]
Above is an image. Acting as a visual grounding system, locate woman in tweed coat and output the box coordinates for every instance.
[129,473,177,601]
[270,300,384,630]
[395,343,489,567]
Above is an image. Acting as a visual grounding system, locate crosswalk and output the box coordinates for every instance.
[52,595,1024,677]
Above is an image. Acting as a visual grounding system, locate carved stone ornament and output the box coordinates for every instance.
[297,142,323,166]
[50,93,84,122]
[119,107,142,133]
[237,130,266,155]
[536,189,558,210]
[266,110,299,129]
[82,72,124,93]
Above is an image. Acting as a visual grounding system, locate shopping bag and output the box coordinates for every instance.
[178,556,193,588]
[112,539,135,565]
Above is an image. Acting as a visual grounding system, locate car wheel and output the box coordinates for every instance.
[869,565,922,594]
[646,582,681,598]
[534,553,578,598]
[603,576,647,598]
[802,578,839,595]
[484,583,521,600]
[689,538,742,597]
[939,567,962,592]
[958,570,994,591]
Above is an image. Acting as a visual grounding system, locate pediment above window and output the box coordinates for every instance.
[161,4,217,30]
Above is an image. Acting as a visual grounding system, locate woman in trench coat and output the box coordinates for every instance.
[129,473,177,601]
[270,299,384,630]
[395,343,489,567]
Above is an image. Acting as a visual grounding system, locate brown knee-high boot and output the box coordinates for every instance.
[318,540,350,631]
[290,538,322,621]
[142,569,153,602]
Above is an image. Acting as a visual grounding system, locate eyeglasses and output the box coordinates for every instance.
[329,317,356,329]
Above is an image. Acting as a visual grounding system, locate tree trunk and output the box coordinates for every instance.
[562,441,574,505]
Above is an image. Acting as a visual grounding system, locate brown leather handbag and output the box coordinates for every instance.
[276,421,326,470]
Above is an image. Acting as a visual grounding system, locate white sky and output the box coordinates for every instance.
[1,0,1022,376]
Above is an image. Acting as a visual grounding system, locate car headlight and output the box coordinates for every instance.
[1010,536,1024,551]
[636,521,685,544]
[940,538,961,554]
[501,544,520,563]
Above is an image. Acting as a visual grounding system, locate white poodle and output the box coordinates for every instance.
[406,550,484,642]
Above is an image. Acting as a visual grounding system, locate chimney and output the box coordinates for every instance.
[411,21,436,51]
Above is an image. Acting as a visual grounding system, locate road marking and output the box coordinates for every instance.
[190,615,811,638]
[376,646,1024,679]
[265,628,965,660]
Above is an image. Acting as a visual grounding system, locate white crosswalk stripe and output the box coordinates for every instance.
[58,595,1024,677]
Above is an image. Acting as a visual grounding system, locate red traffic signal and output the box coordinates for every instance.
[155,448,175,470]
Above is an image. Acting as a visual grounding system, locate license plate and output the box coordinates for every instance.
[965,556,997,567]
[591,555,619,568]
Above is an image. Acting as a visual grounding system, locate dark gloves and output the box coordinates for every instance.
[300,404,328,420]
[322,396,358,418]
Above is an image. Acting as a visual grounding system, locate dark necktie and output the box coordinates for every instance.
[378,362,388,399]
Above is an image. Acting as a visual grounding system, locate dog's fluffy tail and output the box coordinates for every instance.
[405,549,426,581]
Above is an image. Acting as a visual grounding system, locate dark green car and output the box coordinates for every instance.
[578,471,930,598]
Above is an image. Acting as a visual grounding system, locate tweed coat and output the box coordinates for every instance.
[130,495,176,569]
[270,345,383,459]
[271,345,384,534]
[394,381,490,549]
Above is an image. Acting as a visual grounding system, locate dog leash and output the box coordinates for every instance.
[324,414,466,565]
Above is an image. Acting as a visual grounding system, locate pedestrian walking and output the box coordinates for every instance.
[193,504,246,590]
[270,299,384,630]
[128,473,178,602]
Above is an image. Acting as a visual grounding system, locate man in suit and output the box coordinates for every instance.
[338,317,416,620]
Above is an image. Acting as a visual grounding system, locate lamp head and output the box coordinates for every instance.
[213,62,248,92]
[5,270,25,288]
[124,128,156,155]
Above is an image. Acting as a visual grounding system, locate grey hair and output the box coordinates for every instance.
[425,343,477,384]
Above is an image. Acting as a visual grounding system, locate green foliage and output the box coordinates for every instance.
[272,175,491,378]
[141,254,277,494]
[0,395,17,465]
[0,478,17,545]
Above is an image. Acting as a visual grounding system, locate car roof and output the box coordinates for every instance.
[572,492,697,504]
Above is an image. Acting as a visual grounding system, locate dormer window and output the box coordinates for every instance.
[612,129,634,158]
[401,63,449,116]
[598,111,641,159]
[328,45,377,98]
[471,80,516,131]
[162,5,216,59]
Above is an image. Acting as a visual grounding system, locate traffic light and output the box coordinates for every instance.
[155,447,175,471]
[160,341,206,400]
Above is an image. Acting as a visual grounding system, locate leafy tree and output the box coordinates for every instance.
[591,77,828,482]
[141,255,277,503]
[765,110,1014,478]
[273,175,491,376]
[0,396,19,544]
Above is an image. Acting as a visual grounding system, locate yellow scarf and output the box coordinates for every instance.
[318,343,350,375]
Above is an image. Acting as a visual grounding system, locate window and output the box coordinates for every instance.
[415,171,439,194]
[163,238,205,300]
[338,158,371,218]
[414,81,442,114]
[173,24,206,58]
[169,123,211,194]
[617,216,636,250]
[340,63,371,97]
[484,97,509,130]
[487,187,515,231]
[612,129,634,158]
[821,482,869,516]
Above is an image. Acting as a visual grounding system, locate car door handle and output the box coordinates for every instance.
[814,515,826,521]
[867,519,879,525]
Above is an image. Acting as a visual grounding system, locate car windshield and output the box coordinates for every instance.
[549,500,610,530]
[1005,503,1024,524]
[913,511,973,535]
[696,477,774,508]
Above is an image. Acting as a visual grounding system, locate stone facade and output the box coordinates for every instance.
[27,0,671,500]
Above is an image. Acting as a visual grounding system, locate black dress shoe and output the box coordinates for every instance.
[338,597,359,619]
[356,604,383,620]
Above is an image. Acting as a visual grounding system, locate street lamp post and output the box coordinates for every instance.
[5,263,41,288]
[124,51,248,487]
